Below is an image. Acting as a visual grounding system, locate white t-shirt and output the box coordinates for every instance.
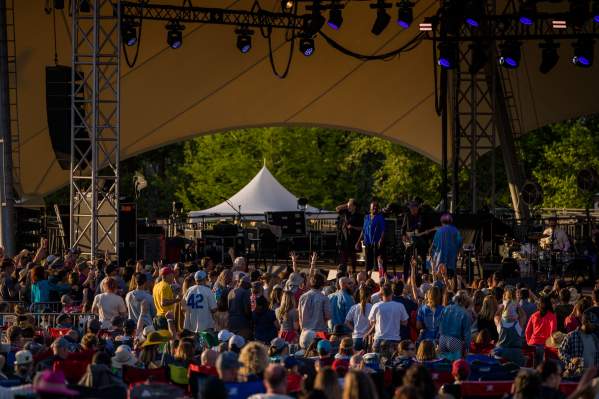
[368,300,409,341]
[91,292,127,328]
[183,284,217,332]
[345,303,373,339]
[371,292,382,304]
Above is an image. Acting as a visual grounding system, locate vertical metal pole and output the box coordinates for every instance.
[0,0,15,256]
[441,69,448,212]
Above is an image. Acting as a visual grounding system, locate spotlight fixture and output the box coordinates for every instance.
[519,0,536,25]
[593,0,599,22]
[235,27,254,54]
[438,41,458,69]
[299,34,315,56]
[166,21,184,49]
[370,0,392,36]
[121,20,138,47]
[469,42,488,74]
[282,0,294,10]
[396,0,414,29]
[305,2,326,35]
[569,0,590,27]
[572,38,595,67]
[498,40,522,68]
[79,0,91,13]
[327,2,344,30]
[53,0,64,10]
[464,0,484,28]
[539,40,560,74]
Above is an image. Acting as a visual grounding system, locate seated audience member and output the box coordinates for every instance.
[559,313,599,368]
[537,360,566,399]
[248,364,293,399]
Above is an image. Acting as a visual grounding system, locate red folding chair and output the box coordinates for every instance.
[49,328,71,339]
[559,382,578,396]
[122,365,168,385]
[460,381,513,398]
[53,359,90,384]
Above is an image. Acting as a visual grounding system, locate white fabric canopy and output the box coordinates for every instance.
[189,166,327,218]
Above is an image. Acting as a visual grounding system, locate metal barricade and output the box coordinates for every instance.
[0,312,98,333]
[30,302,64,313]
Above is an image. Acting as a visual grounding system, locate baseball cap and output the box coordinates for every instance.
[452,359,470,378]
[194,270,207,281]
[228,335,246,350]
[317,339,331,354]
[14,350,33,365]
[217,329,234,343]
[270,337,287,352]
[284,356,299,369]
[299,330,316,349]
[363,353,380,371]
[160,267,174,276]
[216,351,241,371]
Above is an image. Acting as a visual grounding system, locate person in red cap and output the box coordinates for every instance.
[153,266,181,317]
[451,359,470,383]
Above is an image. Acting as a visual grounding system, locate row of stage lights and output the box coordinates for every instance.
[437,37,595,73]
[120,0,599,62]
[434,0,599,72]
[121,0,418,57]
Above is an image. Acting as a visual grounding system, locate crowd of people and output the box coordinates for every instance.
[1,229,599,399]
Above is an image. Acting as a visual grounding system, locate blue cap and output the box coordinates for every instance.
[284,356,299,369]
[194,270,207,281]
[317,339,331,354]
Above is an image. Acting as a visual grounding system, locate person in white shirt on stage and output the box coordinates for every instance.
[540,217,571,252]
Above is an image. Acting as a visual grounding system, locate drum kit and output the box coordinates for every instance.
[497,232,574,281]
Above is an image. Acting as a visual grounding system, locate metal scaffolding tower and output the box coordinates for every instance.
[70,0,120,260]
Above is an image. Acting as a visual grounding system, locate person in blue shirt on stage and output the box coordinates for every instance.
[356,200,385,273]
[430,213,462,277]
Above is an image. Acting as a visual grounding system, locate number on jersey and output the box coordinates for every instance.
[186,293,204,309]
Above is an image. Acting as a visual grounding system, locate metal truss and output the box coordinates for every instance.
[121,1,307,29]
[70,0,120,261]
[450,40,497,213]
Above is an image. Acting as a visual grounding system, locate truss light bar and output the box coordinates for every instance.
[327,6,343,30]
[370,0,392,35]
[166,21,184,49]
[499,40,522,68]
[519,0,536,26]
[235,27,253,54]
[438,41,458,69]
[299,34,315,56]
[419,22,432,31]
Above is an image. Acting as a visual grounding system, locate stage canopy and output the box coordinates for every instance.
[12,0,599,204]
[188,165,327,219]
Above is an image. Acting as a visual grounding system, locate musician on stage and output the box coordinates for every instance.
[540,217,571,252]
[401,201,430,273]
[356,200,385,274]
[336,199,363,273]
[430,213,462,277]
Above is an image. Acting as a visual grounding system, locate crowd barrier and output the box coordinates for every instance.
[0,312,98,335]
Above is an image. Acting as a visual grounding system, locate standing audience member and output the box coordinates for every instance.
[299,274,331,334]
[367,285,409,353]
[91,277,127,329]
[329,277,355,332]
[228,276,253,340]
[345,287,373,351]
[125,272,155,327]
[248,364,293,399]
[183,270,217,333]
[438,291,472,361]
[153,267,180,317]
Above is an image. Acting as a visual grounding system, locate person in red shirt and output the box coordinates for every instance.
[525,296,557,366]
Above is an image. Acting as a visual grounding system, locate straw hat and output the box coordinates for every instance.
[141,331,169,347]
[545,331,567,348]
[111,345,138,369]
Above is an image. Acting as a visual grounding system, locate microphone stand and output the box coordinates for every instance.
[221,197,243,225]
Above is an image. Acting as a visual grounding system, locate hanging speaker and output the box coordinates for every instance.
[577,168,599,192]
[45,65,89,170]
[520,180,543,206]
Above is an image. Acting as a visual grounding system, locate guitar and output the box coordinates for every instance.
[403,227,439,247]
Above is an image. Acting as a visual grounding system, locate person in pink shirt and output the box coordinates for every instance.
[525,296,557,366]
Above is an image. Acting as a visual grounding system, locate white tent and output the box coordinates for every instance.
[189,166,330,219]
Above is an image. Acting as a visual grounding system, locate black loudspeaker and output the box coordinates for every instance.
[118,203,137,263]
[265,211,306,236]
[45,65,88,170]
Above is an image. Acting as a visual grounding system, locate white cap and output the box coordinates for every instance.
[217,329,234,343]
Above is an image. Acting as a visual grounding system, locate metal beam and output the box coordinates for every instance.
[70,0,120,261]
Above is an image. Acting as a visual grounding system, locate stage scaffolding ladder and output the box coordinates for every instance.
[4,0,20,196]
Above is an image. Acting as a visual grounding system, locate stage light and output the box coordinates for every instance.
[370,0,392,35]
[166,22,184,49]
[79,0,90,13]
[569,0,590,27]
[327,5,344,30]
[469,42,488,74]
[572,38,595,67]
[438,42,458,69]
[235,27,253,54]
[593,0,599,22]
[282,0,293,10]
[396,0,414,29]
[464,1,484,28]
[299,35,315,56]
[539,40,560,74]
[519,0,536,25]
[122,20,137,47]
[498,40,521,68]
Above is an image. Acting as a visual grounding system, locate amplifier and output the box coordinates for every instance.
[265,211,306,236]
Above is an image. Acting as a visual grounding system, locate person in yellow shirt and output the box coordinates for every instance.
[153,267,181,316]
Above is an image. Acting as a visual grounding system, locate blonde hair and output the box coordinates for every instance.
[415,339,436,362]
[479,295,498,320]
[239,342,269,378]
[343,370,379,399]
[277,290,296,323]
